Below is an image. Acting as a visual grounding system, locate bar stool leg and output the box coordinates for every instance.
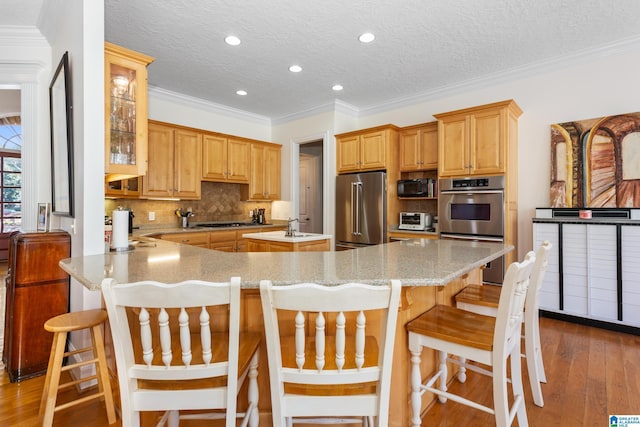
[409,349,423,427]
[39,331,68,427]
[91,323,117,423]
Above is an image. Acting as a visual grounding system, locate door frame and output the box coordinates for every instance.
[290,131,331,235]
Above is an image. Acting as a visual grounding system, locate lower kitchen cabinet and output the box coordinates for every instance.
[157,227,288,252]
[533,220,640,332]
[245,238,330,252]
[210,230,240,252]
[158,231,209,248]
[388,231,438,242]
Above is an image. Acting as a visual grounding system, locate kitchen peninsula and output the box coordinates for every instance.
[60,238,511,427]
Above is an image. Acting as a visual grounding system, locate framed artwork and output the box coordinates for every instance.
[550,112,640,208]
[37,203,50,232]
[49,51,75,217]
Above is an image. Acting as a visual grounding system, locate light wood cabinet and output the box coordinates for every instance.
[158,227,288,252]
[142,121,202,200]
[244,142,281,201]
[209,230,240,252]
[202,134,250,183]
[245,237,330,252]
[435,100,522,178]
[388,231,438,242]
[399,122,438,171]
[105,177,140,198]
[158,231,210,248]
[336,125,399,174]
[104,42,154,182]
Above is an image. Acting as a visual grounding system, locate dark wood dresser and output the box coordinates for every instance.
[3,231,71,382]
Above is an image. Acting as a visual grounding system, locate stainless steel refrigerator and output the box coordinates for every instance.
[335,171,386,250]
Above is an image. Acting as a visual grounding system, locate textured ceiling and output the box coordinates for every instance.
[5,0,640,121]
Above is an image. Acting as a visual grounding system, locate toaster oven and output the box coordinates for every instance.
[399,212,430,230]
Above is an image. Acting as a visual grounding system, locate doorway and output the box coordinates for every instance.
[0,89,22,261]
[296,139,324,234]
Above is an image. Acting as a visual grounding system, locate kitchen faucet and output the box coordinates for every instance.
[285,217,299,237]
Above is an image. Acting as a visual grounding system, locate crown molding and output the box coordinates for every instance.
[148,86,271,126]
[272,99,359,126]
[0,26,48,47]
[359,34,640,117]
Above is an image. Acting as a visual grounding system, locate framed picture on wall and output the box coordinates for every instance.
[37,202,50,232]
[49,51,75,217]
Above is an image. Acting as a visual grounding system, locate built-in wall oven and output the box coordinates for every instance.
[438,176,505,284]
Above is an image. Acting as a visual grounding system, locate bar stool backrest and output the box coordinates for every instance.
[101,277,254,427]
[260,279,401,426]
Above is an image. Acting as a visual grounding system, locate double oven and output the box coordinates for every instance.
[438,176,505,284]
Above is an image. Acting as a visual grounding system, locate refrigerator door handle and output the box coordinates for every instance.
[355,182,362,235]
[351,182,360,236]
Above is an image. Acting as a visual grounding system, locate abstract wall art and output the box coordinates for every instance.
[550,112,640,208]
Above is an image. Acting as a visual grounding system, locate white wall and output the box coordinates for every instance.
[272,40,640,259]
[39,0,104,314]
[149,88,272,141]
[0,89,20,113]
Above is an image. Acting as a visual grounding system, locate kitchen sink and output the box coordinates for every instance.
[284,232,311,238]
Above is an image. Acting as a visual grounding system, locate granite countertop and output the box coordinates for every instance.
[60,237,512,291]
[242,230,332,242]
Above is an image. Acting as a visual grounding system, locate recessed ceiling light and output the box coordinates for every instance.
[225,35,241,46]
[359,32,375,43]
[289,65,302,73]
[332,84,343,91]
[236,90,247,96]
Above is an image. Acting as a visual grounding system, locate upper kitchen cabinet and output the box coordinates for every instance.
[336,125,399,174]
[104,42,154,182]
[142,121,202,200]
[243,142,281,201]
[399,121,438,172]
[202,133,250,183]
[435,100,522,178]
[105,177,140,199]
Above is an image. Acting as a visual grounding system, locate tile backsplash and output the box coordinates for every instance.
[105,182,274,228]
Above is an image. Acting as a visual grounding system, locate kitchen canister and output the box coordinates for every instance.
[111,209,130,250]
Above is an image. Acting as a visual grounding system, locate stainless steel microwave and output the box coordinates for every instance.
[397,178,432,197]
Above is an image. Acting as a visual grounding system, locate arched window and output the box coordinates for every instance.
[0,115,22,233]
[0,115,22,150]
[622,131,640,180]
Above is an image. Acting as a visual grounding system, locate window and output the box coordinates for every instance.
[0,116,22,232]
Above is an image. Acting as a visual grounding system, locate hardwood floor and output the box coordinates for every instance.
[0,316,638,426]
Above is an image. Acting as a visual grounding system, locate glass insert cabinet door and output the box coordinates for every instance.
[104,42,154,180]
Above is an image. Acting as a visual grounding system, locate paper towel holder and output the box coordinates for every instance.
[111,208,135,252]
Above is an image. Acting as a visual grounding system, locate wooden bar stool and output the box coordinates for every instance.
[454,241,552,407]
[38,309,117,427]
[407,252,536,427]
